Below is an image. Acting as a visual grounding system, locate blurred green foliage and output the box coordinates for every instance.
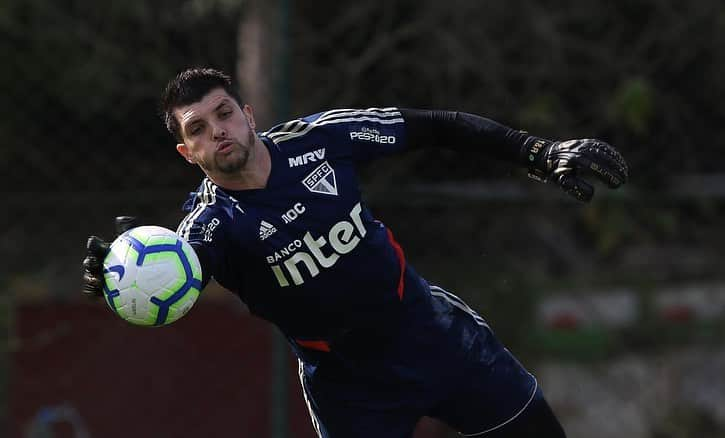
[2,0,725,192]
[288,0,725,187]
[0,0,243,191]
[609,78,655,136]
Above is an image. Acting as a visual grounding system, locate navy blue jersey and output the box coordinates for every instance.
[177,108,417,343]
[175,107,546,437]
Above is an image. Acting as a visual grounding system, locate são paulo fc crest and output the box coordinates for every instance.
[302,161,338,196]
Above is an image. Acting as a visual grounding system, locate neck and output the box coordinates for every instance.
[209,138,271,191]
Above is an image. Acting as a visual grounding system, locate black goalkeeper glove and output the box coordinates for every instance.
[82,216,139,298]
[523,137,629,202]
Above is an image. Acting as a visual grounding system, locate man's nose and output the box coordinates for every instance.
[212,123,227,139]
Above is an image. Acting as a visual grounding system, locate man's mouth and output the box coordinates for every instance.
[217,141,234,153]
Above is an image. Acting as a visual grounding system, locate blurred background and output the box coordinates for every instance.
[4,0,725,436]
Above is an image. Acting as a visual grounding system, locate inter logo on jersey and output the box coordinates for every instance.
[302,161,338,196]
[259,220,277,240]
[267,202,367,287]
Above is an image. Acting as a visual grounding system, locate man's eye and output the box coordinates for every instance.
[190,126,202,136]
[220,111,232,118]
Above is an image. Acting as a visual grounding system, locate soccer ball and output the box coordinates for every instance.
[102,225,202,326]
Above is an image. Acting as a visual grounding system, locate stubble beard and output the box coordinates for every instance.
[215,146,247,174]
[215,130,256,174]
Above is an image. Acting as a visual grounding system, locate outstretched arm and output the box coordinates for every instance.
[400,109,629,202]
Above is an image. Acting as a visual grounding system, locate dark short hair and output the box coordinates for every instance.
[160,67,243,141]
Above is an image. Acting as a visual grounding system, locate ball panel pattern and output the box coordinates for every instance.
[102,226,202,326]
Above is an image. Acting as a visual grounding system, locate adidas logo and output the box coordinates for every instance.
[259,220,277,240]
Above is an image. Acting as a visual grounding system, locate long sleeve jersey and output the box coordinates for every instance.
[176,107,527,348]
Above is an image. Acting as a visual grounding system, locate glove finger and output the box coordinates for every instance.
[82,255,102,275]
[83,236,110,298]
[115,216,139,235]
[579,140,629,185]
[83,268,104,287]
[82,267,105,297]
[86,236,111,257]
[567,155,625,189]
[557,173,594,202]
[82,278,104,294]
[82,282,104,297]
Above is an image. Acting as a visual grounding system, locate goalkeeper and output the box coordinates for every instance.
[83,68,628,438]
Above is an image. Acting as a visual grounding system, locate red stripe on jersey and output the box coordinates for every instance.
[295,339,331,352]
[386,228,406,301]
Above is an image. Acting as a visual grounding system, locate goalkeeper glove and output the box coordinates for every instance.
[523,137,629,202]
[82,216,138,298]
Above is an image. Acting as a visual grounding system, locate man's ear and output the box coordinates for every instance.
[176,143,194,163]
[242,104,256,130]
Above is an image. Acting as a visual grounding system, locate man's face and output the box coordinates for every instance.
[174,88,257,178]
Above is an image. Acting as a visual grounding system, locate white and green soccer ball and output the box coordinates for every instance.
[102,225,202,326]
